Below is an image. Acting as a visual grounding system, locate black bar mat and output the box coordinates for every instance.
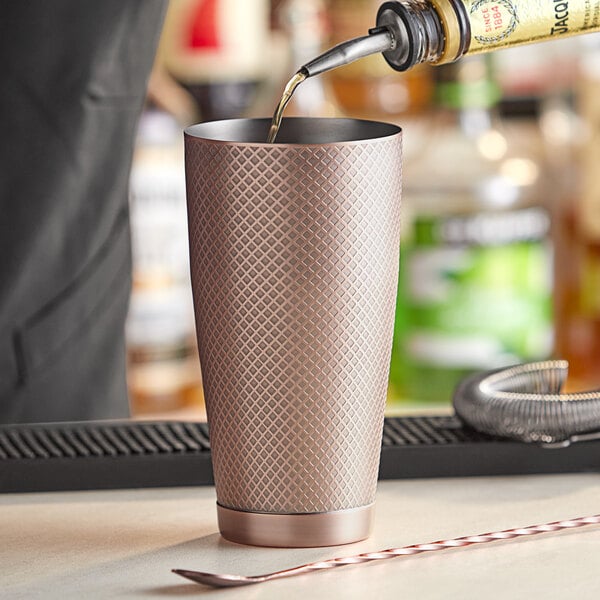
[1,416,599,493]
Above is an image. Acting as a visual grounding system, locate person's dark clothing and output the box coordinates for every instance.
[0,1,167,423]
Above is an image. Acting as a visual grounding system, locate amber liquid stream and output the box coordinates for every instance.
[267,71,307,143]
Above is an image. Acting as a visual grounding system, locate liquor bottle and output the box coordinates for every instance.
[388,56,554,404]
[375,0,600,71]
[298,0,600,79]
[127,109,204,415]
[551,36,600,391]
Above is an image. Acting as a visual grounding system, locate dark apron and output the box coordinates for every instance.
[0,1,167,423]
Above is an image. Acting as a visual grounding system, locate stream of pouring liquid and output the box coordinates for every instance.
[266,71,307,143]
[266,28,396,143]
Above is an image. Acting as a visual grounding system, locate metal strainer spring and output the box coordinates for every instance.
[452,360,600,445]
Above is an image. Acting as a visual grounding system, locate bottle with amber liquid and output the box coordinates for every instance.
[374,0,600,71]
[297,1,600,81]
[551,38,600,392]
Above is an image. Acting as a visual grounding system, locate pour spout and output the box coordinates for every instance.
[300,27,396,78]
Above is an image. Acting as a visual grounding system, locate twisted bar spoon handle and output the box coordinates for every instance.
[172,513,600,588]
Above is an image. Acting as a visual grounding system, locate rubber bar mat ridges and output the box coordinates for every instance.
[1,416,599,493]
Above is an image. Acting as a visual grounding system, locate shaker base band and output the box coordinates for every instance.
[217,503,374,548]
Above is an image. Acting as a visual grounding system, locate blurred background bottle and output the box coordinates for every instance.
[326,0,434,121]
[547,35,600,392]
[388,55,554,405]
[127,109,204,416]
[160,0,272,120]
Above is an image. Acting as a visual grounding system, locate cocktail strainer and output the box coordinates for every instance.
[453,360,600,445]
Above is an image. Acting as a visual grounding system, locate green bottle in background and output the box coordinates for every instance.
[388,56,554,406]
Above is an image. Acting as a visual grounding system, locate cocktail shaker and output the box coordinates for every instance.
[184,117,402,547]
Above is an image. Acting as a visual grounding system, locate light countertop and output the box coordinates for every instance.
[3,474,600,599]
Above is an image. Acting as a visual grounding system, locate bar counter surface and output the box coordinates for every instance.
[3,473,600,598]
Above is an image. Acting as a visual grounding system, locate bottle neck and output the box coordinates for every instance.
[377,0,470,71]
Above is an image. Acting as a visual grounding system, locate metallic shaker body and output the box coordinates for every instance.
[185,118,402,547]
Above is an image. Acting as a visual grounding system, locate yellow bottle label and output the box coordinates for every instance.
[461,0,600,52]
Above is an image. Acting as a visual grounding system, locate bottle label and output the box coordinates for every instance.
[395,207,553,372]
[462,0,600,52]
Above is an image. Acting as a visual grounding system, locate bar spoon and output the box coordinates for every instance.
[173,513,600,588]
